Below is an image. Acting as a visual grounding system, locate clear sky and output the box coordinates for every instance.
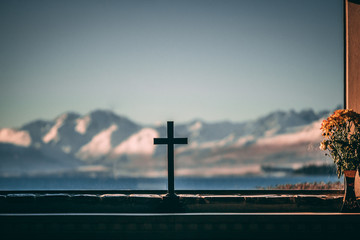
[0,0,343,128]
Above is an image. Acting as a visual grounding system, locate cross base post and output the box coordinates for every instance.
[160,193,184,213]
[164,192,179,200]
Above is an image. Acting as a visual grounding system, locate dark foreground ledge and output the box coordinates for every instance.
[1,213,360,240]
[2,190,360,239]
[0,190,345,213]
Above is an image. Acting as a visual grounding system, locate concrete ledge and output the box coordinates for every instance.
[0,192,344,213]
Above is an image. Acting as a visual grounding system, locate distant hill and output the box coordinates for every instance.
[293,164,337,175]
[0,108,336,177]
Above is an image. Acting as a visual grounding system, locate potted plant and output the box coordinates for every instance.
[320,109,360,212]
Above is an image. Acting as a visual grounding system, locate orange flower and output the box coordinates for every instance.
[319,109,360,177]
[320,109,360,137]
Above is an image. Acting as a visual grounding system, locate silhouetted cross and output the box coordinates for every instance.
[154,121,188,198]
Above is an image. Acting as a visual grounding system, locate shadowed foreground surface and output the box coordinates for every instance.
[1,213,360,240]
[1,190,360,239]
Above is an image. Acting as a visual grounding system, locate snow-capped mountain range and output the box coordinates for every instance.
[0,108,334,177]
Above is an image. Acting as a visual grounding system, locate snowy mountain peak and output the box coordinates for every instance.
[42,114,68,144]
[75,124,118,161]
[59,112,81,121]
[75,115,91,135]
[256,119,323,146]
[0,128,32,147]
[89,109,123,123]
[111,128,159,157]
[189,121,203,132]
[247,108,329,137]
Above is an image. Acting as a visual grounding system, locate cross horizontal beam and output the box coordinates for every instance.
[154,138,187,145]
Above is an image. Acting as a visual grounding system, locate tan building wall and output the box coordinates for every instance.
[346,0,360,111]
[346,0,360,198]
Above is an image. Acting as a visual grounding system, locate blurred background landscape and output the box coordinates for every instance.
[0,0,344,189]
[0,107,342,190]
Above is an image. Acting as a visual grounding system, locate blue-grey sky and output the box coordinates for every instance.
[0,0,343,128]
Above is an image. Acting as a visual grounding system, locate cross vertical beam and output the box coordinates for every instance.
[154,121,188,197]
